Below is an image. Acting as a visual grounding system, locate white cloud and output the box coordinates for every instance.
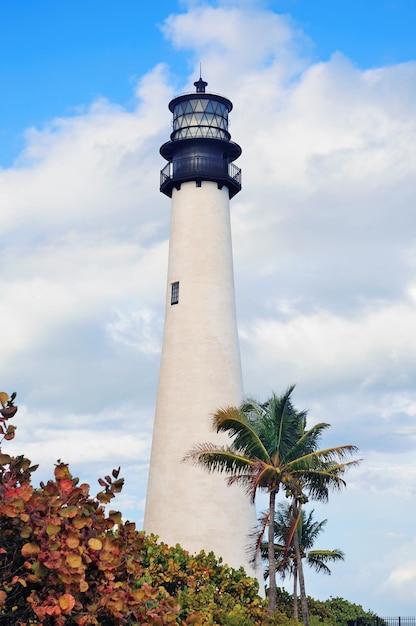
[378,538,416,608]
[388,559,416,587]
[163,5,296,68]
[106,306,163,354]
[240,301,416,395]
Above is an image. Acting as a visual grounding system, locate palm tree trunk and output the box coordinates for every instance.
[268,489,277,613]
[292,502,309,626]
[293,528,309,625]
[293,562,298,620]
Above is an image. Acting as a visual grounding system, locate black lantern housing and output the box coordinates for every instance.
[160,78,242,199]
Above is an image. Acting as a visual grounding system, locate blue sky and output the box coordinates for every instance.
[2,0,416,165]
[1,0,416,618]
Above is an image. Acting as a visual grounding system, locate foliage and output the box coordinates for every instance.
[322,597,387,626]
[137,534,277,625]
[275,587,297,617]
[272,591,387,626]
[305,596,332,623]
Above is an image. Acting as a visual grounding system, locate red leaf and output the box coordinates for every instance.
[59,478,73,494]
[45,605,61,616]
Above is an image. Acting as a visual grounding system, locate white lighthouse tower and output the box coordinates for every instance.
[144,77,258,578]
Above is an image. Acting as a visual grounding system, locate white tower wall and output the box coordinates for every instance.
[144,180,258,577]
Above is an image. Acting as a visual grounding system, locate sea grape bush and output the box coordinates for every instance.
[0,393,178,625]
[0,393,277,625]
[138,535,266,624]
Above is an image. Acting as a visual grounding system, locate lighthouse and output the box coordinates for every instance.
[144,77,259,578]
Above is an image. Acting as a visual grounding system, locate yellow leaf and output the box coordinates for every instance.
[59,593,76,612]
[72,516,88,529]
[133,588,145,602]
[79,580,89,592]
[20,525,32,539]
[66,535,80,549]
[59,572,73,584]
[88,538,102,551]
[4,426,16,440]
[0,392,9,407]
[108,510,122,525]
[46,524,61,536]
[21,543,40,558]
[66,554,82,568]
[54,464,71,480]
[59,505,78,518]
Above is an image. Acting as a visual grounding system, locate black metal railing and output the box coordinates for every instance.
[348,618,416,626]
[160,156,241,198]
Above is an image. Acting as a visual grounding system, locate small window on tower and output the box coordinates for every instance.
[171,281,180,305]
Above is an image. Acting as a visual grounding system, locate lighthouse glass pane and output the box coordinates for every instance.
[202,112,213,125]
[171,281,180,305]
[194,100,204,112]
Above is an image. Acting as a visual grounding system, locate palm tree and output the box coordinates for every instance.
[184,385,360,617]
[261,503,345,619]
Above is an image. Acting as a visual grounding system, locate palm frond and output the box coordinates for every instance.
[308,549,345,561]
[248,510,269,565]
[301,511,327,549]
[286,445,361,470]
[183,443,253,475]
[306,549,345,574]
[283,502,302,561]
[301,458,361,501]
[227,472,260,500]
[213,406,270,461]
[288,422,331,462]
[270,386,299,460]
